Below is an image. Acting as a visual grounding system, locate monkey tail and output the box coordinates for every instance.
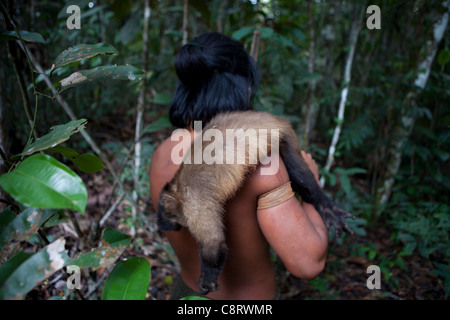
[279,127,355,236]
[279,128,319,204]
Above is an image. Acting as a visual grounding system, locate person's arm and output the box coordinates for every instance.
[254,152,328,279]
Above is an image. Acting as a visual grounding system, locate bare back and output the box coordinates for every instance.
[149,132,283,299]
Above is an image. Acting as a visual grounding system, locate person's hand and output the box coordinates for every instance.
[301,151,320,185]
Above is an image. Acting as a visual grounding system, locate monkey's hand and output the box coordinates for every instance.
[318,200,355,238]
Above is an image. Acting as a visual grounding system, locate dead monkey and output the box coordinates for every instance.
[157,110,355,295]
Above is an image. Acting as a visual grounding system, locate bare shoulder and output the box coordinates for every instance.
[246,155,291,197]
[151,137,173,166]
[149,136,180,204]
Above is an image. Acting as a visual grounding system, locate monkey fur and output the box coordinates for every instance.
[157,111,355,295]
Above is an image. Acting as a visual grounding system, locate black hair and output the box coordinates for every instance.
[169,32,260,129]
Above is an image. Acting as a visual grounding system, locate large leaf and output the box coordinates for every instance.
[0,154,88,214]
[71,153,105,173]
[0,238,69,300]
[19,119,87,157]
[231,26,274,41]
[57,65,144,94]
[49,145,105,173]
[0,252,33,288]
[0,31,45,43]
[0,208,56,257]
[50,43,119,75]
[232,26,255,40]
[69,228,131,269]
[101,257,151,300]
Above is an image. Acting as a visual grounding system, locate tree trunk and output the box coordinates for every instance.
[376,4,449,211]
[182,0,189,44]
[132,0,151,236]
[321,11,363,186]
[301,0,319,147]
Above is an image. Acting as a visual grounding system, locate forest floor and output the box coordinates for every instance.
[28,113,447,300]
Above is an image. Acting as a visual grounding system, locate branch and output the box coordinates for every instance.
[182,0,189,45]
[18,42,140,213]
[0,1,39,141]
[132,0,151,237]
[100,193,125,228]
[250,29,261,61]
[376,5,449,210]
[320,13,363,187]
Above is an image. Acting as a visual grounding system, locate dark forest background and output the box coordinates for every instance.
[0,0,448,300]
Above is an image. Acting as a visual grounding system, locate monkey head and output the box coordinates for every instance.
[157,183,186,231]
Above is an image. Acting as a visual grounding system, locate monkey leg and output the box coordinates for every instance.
[281,147,355,237]
[180,200,229,294]
[198,241,228,295]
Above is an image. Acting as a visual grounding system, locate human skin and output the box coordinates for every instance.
[149,131,328,300]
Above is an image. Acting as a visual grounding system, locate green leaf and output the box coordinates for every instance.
[101,257,151,300]
[19,119,87,156]
[0,208,56,255]
[347,217,366,237]
[437,48,450,67]
[180,296,211,300]
[340,174,351,195]
[57,65,144,94]
[231,27,274,40]
[0,252,33,287]
[327,173,337,187]
[50,43,119,75]
[0,154,88,214]
[48,145,79,160]
[102,228,131,247]
[0,238,69,300]
[231,26,255,40]
[69,228,131,269]
[403,242,417,256]
[0,31,45,43]
[42,210,67,228]
[258,27,274,39]
[348,168,367,175]
[48,145,105,173]
[397,232,415,243]
[71,153,105,173]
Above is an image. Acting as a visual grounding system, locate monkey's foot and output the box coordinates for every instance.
[198,275,219,295]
